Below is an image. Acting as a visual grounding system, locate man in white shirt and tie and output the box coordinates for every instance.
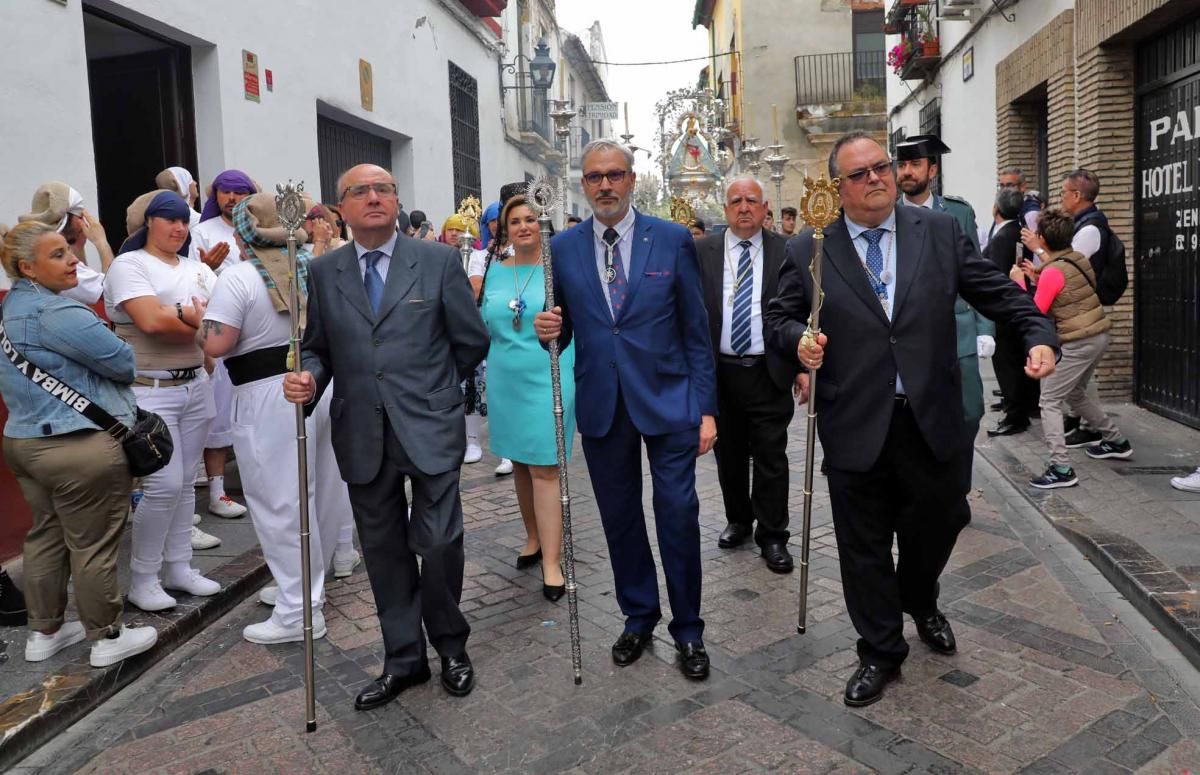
[697,175,799,573]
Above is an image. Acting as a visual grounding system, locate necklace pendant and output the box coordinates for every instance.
[508,298,519,311]
[603,265,617,284]
[511,315,522,332]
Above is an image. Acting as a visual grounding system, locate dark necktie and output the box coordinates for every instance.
[363,250,384,314]
[863,229,887,302]
[730,240,753,355]
[603,228,627,316]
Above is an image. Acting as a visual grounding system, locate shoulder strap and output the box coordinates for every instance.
[1057,256,1099,294]
[0,300,130,440]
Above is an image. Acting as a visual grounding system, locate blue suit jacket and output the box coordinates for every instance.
[549,211,717,438]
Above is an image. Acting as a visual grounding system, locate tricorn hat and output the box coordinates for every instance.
[895,134,952,161]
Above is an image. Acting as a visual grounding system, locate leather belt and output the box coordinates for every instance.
[718,354,766,367]
[134,367,201,388]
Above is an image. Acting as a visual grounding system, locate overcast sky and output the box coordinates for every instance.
[556,0,709,177]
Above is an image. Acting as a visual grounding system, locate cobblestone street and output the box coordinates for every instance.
[13,413,1200,774]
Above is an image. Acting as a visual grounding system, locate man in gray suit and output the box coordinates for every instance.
[283,164,489,709]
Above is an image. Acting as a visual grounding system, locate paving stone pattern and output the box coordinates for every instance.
[13,416,1200,774]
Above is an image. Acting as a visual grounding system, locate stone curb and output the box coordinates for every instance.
[975,442,1200,673]
[0,548,269,771]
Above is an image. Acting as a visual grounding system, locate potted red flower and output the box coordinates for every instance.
[888,40,914,74]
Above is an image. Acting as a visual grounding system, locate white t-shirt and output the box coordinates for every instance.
[62,261,105,305]
[468,245,513,278]
[203,262,291,357]
[104,249,218,323]
[189,217,241,274]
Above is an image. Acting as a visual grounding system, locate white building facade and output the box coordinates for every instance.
[0,0,611,287]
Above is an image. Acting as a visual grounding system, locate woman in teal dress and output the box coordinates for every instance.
[481,195,576,601]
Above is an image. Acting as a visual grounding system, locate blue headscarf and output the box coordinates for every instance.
[118,191,194,256]
[479,200,501,250]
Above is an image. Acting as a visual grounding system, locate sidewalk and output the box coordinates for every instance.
[974,363,1200,672]
[0,469,269,770]
[12,416,1200,773]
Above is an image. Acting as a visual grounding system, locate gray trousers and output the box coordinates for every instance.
[1039,331,1119,466]
[346,423,470,676]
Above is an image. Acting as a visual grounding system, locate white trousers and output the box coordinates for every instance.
[131,374,215,576]
[232,375,351,628]
[205,359,234,448]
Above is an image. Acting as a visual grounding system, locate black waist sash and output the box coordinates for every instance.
[225,345,291,386]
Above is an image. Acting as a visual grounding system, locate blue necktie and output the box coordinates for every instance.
[863,229,887,302]
[603,228,627,317]
[730,240,754,355]
[363,250,384,314]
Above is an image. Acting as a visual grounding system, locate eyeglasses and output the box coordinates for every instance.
[582,170,629,186]
[841,161,894,184]
[341,182,397,200]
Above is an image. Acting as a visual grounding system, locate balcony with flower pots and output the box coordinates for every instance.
[885,0,940,81]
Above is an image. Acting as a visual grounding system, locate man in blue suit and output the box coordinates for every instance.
[534,140,717,680]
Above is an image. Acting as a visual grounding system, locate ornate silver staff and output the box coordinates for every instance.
[527,176,583,685]
[764,143,790,233]
[455,196,483,271]
[796,173,840,635]
[276,181,318,731]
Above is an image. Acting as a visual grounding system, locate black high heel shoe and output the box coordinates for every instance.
[543,562,565,602]
[516,548,542,570]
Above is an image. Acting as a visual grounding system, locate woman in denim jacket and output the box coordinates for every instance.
[0,222,157,668]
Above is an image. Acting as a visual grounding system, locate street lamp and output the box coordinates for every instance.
[500,39,557,93]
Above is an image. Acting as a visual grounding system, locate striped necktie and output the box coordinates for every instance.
[730,240,754,355]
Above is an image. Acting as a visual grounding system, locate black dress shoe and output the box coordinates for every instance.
[354,665,432,710]
[844,663,900,707]
[676,641,710,680]
[440,653,475,697]
[989,401,1004,412]
[761,542,794,574]
[543,583,565,602]
[986,419,1030,437]
[718,523,752,549]
[915,611,957,654]
[0,570,27,627]
[611,630,653,666]
[516,548,542,569]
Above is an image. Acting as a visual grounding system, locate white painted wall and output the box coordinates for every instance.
[0,0,549,288]
[885,0,1074,222]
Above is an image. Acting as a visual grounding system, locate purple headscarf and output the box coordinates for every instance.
[199,170,257,222]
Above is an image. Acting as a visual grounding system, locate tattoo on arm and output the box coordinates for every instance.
[199,319,223,342]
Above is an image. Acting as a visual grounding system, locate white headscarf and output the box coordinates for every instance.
[167,167,195,202]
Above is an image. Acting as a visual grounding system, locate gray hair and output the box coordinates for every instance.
[1063,168,1100,202]
[998,166,1026,184]
[828,130,884,178]
[995,188,1023,220]
[580,139,636,171]
[723,174,766,203]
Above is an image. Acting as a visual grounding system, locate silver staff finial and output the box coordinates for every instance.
[276,181,306,235]
[526,176,562,218]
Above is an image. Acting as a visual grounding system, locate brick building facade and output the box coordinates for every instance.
[888,0,1200,428]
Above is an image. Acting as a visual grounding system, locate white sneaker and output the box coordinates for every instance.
[332,547,361,578]
[191,513,201,526]
[191,525,221,550]
[90,625,158,668]
[243,614,326,645]
[162,568,221,597]
[209,495,247,518]
[25,621,86,662]
[258,585,278,606]
[1171,467,1200,493]
[193,463,208,488]
[464,444,483,464]
[495,458,513,476]
[128,582,177,612]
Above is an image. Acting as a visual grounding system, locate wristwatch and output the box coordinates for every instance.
[175,302,184,320]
